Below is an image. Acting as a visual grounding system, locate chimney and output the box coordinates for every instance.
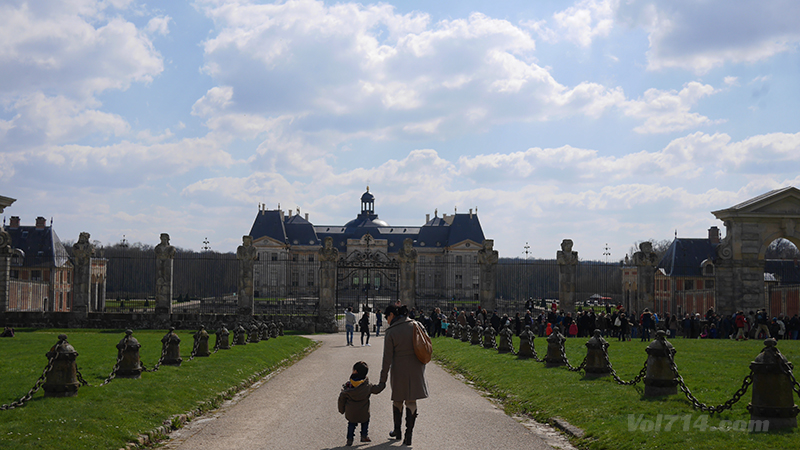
[708,226,720,244]
[288,209,293,218]
[305,213,309,221]
[9,216,20,229]
[469,208,473,219]
[36,217,46,230]
[426,214,430,223]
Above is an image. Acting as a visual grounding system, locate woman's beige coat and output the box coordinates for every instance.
[379,315,429,402]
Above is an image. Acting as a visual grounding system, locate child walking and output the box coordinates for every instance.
[338,361,382,446]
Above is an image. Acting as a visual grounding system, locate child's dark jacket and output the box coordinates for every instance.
[338,377,381,423]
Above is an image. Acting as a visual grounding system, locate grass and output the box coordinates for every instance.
[0,329,315,450]
[433,335,800,450]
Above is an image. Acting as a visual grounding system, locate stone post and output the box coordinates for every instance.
[396,238,417,309]
[318,236,339,332]
[154,233,176,315]
[71,232,94,315]
[236,235,258,317]
[478,239,499,312]
[0,228,10,313]
[557,239,578,313]
[633,242,658,313]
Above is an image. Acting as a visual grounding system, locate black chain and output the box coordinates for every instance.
[213,335,221,354]
[604,350,648,386]
[0,353,57,410]
[186,333,202,362]
[145,340,170,373]
[668,351,753,413]
[777,358,800,400]
[559,343,586,372]
[100,338,129,386]
[75,366,89,386]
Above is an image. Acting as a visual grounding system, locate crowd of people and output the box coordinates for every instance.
[351,303,800,343]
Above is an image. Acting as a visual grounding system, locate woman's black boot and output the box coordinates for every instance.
[402,408,417,445]
[389,406,402,440]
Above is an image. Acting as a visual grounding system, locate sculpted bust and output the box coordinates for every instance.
[477,239,499,265]
[557,239,578,265]
[318,236,339,262]
[397,238,417,263]
[73,232,94,261]
[237,235,258,261]
[154,233,176,260]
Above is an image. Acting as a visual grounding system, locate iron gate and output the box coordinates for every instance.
[336,249,399,329]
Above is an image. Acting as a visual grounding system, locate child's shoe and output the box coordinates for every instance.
[360,436,371,442]
[346,439,353,446]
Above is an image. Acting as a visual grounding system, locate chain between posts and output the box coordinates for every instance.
[0,353,57,410]
[667,351,753,413]
[212,336,221,354]
[778,359,800,400]
[560,343,587,372]
[604,351,648,386]
[144,340,170,373]
[186,333,202,362]
[100,338,129,386]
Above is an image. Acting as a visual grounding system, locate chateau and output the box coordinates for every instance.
[247,189,489,304]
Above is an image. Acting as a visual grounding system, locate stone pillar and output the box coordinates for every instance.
[397,238,417,309]
[633,242,658,313]
[71,232,94,315]
[557,239,578,313]
[154,233,176,315]
[318,236,339,332]
[0,228,10,312]
[478,239,499,312]
[236,235,258,316]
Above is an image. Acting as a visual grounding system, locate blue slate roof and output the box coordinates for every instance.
[248,193,487,253]
[657,238,718,277]
[6,225,70,268]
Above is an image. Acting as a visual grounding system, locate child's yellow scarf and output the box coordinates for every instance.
[350,378,365,388]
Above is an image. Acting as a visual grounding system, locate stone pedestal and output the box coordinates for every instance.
[237,236,258,317]
[71,232,94,315]
[633,242,657,313]
[478,240,499,312]
[0,229,10,312]
[644,331,677,397]
[318,237,339,332]
[557,239,578,314]
[154,233,176,315]
[397,238,417,310]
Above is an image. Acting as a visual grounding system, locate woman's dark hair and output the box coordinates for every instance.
[384,304,409,318]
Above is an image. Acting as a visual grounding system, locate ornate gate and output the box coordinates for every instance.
[336,248,399,328]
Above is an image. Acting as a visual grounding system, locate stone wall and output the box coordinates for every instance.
[0,311,320,333]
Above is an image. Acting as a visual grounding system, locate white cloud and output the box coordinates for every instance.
[146,15,172,36]
[0,2,163,99]
[616,0,800,74]
[723,76,738,87]
[195,0,624,143]
[622,81,719,134]
[552,0,615,48]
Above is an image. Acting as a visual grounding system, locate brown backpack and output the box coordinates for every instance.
[412,320,432,364]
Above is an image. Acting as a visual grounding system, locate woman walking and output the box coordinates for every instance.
[376,304,428,445]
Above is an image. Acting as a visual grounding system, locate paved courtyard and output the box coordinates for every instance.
[162,333,564,450]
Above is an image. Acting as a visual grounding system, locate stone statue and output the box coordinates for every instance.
[557,239,578,313]
[73,232,95,262]
[317,236,339,331]
[397,238,417,308]
[632,241,658,312]
[154,233,176,314]
[72,232,94,313]
[237,235,258,316]
[477,239,499,311]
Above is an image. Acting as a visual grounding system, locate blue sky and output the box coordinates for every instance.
[1,0,799,260]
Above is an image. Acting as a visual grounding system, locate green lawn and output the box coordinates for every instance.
[0,329,315,450]
[433,335,800,450]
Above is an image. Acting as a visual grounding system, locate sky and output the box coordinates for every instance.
[1,0,799,260]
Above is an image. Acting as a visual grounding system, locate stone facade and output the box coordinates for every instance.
[713,187,800,313]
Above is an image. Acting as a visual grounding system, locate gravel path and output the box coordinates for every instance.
[162,333,562,450]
